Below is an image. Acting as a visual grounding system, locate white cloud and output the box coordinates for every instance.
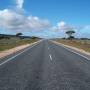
[52,21,74,31]
[0,0,51,38]
[57,21,68,30]
[16,0,24,9]
[57,21,66,28]
[77,25,90,38]
[0,9,51,32]
[52,21,90,38]
[0,0,89,38]
[27,16,51,30]
[0,9,26,30]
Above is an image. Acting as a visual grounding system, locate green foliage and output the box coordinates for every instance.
[66,30,75,39]
[16,33,23,37]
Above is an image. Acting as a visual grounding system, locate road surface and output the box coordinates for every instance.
[0,40,90,90]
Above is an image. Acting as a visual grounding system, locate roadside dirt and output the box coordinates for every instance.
[0,44,30,59]
[52,41,90,56]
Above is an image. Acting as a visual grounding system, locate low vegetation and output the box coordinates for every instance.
[0,38,39,51]
[56,39,90,53]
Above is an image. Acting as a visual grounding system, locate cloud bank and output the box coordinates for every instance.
[0,0,89,38]
[0,9,50,32]
[0,0,51,33]
[53,21,90,38]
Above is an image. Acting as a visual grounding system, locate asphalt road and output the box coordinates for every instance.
[0,40,90,90]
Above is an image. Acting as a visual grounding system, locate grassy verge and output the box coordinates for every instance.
[0,38,39,51]
[55,39,90,53]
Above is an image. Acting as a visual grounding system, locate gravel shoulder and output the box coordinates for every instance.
[52,40,90,56]
[0,44,30,59]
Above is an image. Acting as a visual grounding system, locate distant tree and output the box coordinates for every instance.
[0,34,7,39]
[0,34,3,39]
[16,33,23,37]
[16,33,23,39]
[66,30,75,39]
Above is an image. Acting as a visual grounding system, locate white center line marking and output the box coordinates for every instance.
[48,47,50,50]
[49,54,52,61]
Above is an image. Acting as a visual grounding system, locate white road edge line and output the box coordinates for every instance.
[49,54,52,61]
[62,46,90,60]
[52,41,90,61]
[0,40,42,66]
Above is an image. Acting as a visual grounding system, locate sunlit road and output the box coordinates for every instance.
[0,40,90,90]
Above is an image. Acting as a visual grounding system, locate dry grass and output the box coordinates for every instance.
[0,38,39,51]
[56,39,90,53]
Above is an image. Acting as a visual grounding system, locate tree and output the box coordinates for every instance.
[66,30,75,39]
[16,33,22,37]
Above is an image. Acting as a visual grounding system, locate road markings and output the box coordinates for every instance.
[63,46,90,60]
[48,46,52,61]
[49,54,52,61]
[0,41,42,66]
[52,41,90,61]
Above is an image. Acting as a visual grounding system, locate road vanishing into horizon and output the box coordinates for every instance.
[0,40,90,90]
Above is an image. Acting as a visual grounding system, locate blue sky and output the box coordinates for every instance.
[24,0,90,25]
[0,0,90,38]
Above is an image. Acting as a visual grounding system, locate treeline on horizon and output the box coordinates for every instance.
[0,33,41,40]
[0,33,90,40]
